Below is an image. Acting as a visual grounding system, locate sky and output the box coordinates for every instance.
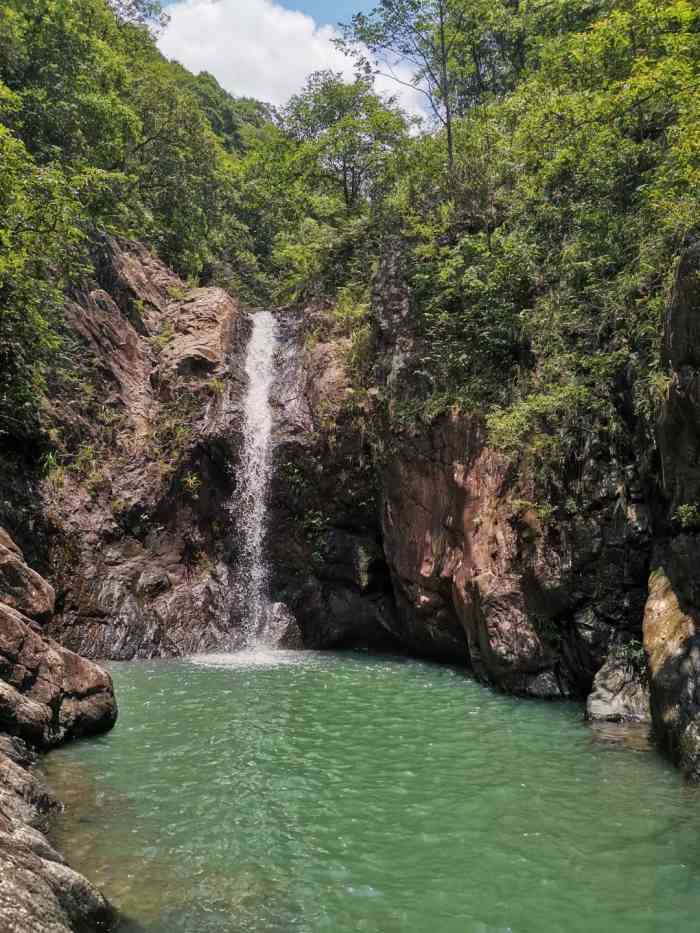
[158,0,424,113]
[276,1,374,26]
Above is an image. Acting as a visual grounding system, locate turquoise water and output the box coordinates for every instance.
[44,651,700,933]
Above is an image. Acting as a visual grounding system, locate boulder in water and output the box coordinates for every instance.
[586,652,650,723]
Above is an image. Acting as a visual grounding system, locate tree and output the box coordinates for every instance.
[0,123,84,440]
[339,0,460,167]
[107,0,169,34]
[173,67,272,155]
[282,71,408,209]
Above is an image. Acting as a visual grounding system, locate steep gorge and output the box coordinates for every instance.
[4,230,700,931]
[5,234,700,783]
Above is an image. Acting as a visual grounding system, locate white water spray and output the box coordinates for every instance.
[231,310,280,646]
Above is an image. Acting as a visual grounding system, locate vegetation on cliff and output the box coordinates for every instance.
[1,0,700,494]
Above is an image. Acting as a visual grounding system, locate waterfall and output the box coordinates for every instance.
[231,310,280,646]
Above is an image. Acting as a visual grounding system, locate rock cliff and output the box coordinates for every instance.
[0,529,117,933]
[4,235,254,659]
[255,249,648,718]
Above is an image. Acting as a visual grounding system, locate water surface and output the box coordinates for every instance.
[44,651,700,933]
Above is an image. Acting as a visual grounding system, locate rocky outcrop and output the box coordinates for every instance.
[642,235,700,780]
[267,310,399,652]
[377,413,651,696]
[24,235,254,659]
[0,601,116,747]
[586,654,650,723]
[0,530,55,622]
[258,255,654,704]
[644,559,700,776]
[342,244,650,698]
[0,529,117,932]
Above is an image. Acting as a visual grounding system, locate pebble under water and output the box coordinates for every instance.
[43,651,700,933]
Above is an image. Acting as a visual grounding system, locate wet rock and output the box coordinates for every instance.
[267,308,401,655]
[0,769,115,933]
[317,530,387,593]
[586,653,650,723]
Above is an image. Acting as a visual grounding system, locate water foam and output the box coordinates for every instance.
[230,311,284,647]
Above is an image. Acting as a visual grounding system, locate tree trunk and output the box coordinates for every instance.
[438,0,454,170]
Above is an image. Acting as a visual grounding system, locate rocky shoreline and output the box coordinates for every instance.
[0,528,117,932]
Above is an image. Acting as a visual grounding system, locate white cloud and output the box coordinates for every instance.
[158,0,425,116]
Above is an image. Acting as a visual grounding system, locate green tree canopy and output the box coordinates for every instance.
[282,70,409,209]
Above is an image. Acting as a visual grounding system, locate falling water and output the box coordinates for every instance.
[231,310,279,645]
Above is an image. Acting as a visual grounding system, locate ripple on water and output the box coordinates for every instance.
[190,649,312,670]
[42,651,700,933]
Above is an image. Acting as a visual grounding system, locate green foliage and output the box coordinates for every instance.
[175,67,272,155]
[0,123,84,439]
[181,471,202,499]
[332,284,370,336]
[283,71,408,209]
[207,378,225,397]
[150,322,175,352]
[0,0,273,440]
[510,499,555,526]
[373,0,700,490]
[674,503,700,531]
[40,451,67,492]
[3,0,700,499]
[613,639,647,676]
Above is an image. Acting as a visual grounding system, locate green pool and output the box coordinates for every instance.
[43,650,700,933]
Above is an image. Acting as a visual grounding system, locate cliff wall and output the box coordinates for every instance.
[0,528,117,932]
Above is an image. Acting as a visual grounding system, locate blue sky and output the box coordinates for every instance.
[163,0,375,26]
[159,0,422,112]
[279,1,373,25]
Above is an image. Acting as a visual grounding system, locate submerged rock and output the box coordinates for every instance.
[0,739,116,933]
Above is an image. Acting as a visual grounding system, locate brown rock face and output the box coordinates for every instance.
[267,310,399,653]
[0,529,55,622]
[0,601,117,749]
[357,246,651,698]
[34,236,252,659]
[378,415,651,697]
[0,548,117,932]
